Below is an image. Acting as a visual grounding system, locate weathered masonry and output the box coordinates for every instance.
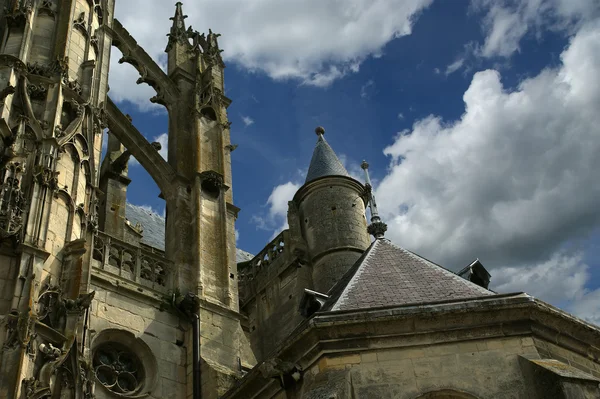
[0,1,598,399]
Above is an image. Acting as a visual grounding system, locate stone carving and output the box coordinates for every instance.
[63,77,83,96]
[37,281,95,331]
[26,84,47,101]
[0,54,27,72]
[4,0,33,27]
[27,59,67,78]
[33,164,59,190]
[92,103,108,129]
[174,291,200,317]
[53,125,64,138]
[39,342,62,359]
[197,29,225,67]
[73,12,87,35]
[0,84,16,106]
[199,170,224,196]
[3,311,35,350]
[367,220,388,237]
[0,163,26,244]
[39,0,54,15]
[258,358,302,388]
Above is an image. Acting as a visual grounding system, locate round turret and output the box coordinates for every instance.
[293,128,371,293]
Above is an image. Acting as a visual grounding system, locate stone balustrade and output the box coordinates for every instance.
[238,230,296,303]
[92,231,173,292]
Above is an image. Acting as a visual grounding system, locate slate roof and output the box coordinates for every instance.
[125,203,254,263]
[325,238,493,312]
[305,134,350,183]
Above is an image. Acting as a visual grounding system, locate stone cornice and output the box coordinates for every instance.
[223,293,600,398]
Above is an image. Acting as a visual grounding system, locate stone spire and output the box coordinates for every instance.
[166,2,190,52]
[361,160,387,239]
[305,127,350,183]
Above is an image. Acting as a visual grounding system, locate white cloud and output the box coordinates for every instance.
[493,251,589,303]
[136,204,165,218]
[493,251,600,324]
[444,57,465,75]
[110,0,433,108]
[338,153,365,183]
[375,20,600,323]
[152,133,168,160]
[360,79,375,99]
[241,115,254,127]
[108,47,164,112]
[267,182,301,220]
[471,0,599,58]
[252,181,301,238]
[570,288,600,326]
[129,133,168,166]
[398,112,405,120]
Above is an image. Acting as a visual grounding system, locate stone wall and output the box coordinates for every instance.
[239,231,314,363]
[89,279,188,399]
[243,260,312,362]
[298,336,549,398]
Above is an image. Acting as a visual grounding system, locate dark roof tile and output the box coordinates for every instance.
[305,135,350,183]
[125,203,253,263]
[325,239,492,312]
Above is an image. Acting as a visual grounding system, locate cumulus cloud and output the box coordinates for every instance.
[108,47,164,112]
[471,0,599,58]
[252,181,301,240]
[375,20,600,322]
[494,251,600,323]
[110,0,433,108]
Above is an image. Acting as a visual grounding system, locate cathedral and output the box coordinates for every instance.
[0,1,598,398]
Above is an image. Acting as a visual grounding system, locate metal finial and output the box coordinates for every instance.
[361,160,387,239]
[315,126,325,136]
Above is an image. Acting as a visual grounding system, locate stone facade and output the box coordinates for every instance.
[0,2,598,399]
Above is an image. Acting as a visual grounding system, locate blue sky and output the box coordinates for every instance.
[107,0,600,324]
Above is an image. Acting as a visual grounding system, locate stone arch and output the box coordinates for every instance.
[414,389,480,399]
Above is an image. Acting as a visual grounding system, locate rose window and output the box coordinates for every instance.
[93,344,144,395]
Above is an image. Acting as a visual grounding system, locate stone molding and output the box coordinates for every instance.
[222,293,600,398]
[293,174,367,206]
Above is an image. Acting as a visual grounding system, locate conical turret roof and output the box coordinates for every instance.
[305,128,350,183]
